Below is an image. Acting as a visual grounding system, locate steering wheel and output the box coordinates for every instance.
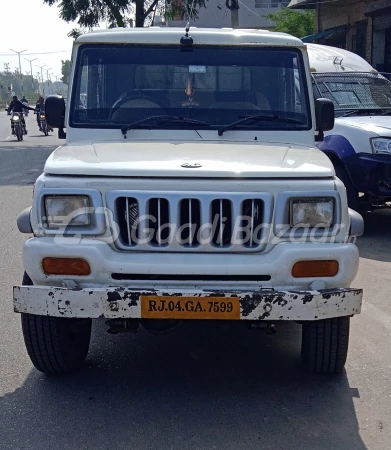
[109,92,169,120]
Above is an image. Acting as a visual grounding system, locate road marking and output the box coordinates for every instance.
[5,136,11,141]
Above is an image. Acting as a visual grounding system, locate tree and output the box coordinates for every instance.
[61,60,72,85]
[43,0,206,30]
[266,8,314,39]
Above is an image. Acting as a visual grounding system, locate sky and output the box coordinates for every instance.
[0,0,103,81]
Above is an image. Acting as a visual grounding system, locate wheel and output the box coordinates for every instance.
[43,123,48,136]
[15,124,22,141]
[334,164,359,211]
[20,272,92,375]
[301,316,350,374]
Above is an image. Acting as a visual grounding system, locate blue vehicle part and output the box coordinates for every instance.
[318,135,391,197]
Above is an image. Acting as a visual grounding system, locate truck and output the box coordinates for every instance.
[13,28,363,375]
[307,43,391,211]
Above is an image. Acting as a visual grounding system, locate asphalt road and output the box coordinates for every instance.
[0,112,390,450]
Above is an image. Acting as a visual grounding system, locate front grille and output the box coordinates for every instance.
[107,191,273,253]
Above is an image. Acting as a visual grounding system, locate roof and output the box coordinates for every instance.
[287,0,316,9]
[306,43,375,73]
[301,26,346,43]
[75,27,304,48]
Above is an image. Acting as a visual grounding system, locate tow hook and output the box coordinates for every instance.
[246,321,277,334]
[106,319,139,334]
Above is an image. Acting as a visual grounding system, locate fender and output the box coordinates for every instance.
[317,134,359,189]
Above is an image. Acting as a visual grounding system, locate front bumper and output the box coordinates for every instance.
[347,153,391,197]
[13,285,363,321]
[21,238,360,291]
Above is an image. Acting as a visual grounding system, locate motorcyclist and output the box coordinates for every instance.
[35,96,53,132]
[21,96,29,116]
[7,96,36,133]
[35,96,45,131]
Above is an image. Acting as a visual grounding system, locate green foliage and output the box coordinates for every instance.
[43,0,207,30]
[61,60,72,85]
[266,8,314,38]
[0,72,39,99]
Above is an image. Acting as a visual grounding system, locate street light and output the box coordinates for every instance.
[10,49,27,93]
[46,68,52,94]
[36,64,46,96]
[24,57,37,90]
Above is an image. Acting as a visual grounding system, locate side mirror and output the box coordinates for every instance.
[45,95,66,139]
[315,98,334,142]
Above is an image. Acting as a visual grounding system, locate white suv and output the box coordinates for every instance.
[14,28,363,375]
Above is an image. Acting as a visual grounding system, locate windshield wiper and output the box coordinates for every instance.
[340,108,391,117]
[217,114,305,136]
[121,115,210,137]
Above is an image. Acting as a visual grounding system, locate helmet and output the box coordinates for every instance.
[13,95,17,101]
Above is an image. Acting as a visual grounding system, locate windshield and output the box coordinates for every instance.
[70,45,311,131]
[312,72,391,114]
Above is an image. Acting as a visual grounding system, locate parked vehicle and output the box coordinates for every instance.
[14,28,363,376]
[11,112,26,141]
[307,43,391,211]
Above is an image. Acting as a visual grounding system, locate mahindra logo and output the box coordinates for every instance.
[181,163,202,168]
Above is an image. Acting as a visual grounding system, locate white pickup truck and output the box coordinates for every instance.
[14,27,363,375]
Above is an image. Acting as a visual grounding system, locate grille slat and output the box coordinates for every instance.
[219,199,223,247]
[125,197,132,245]
[114,193,270,252]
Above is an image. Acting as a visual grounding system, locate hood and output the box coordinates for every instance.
[44,141,335,178]
[337,115,391,136]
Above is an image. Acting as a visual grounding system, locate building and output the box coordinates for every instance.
[166,0,291,29]
[288,0,391,72]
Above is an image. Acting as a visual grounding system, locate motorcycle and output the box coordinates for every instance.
[38,111,49,136]
[11,112,27,141]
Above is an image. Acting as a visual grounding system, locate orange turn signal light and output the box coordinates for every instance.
[292,260,339,278]
[42,257,91,276]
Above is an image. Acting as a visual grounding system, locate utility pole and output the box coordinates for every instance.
[25,57,37,90]
[46,68,52,94]
[4,63,10,73]
[10,49,27,93]
[226,0,239,29]
[36,72,41,94]
[36,64,46,96]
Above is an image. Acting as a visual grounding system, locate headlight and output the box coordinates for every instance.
[40,114,45,119]
[12,115,19,121]
[44,195,91,228]
[371,138,391,155]
[290,198,334,227]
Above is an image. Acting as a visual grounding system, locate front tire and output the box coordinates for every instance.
[21,272,92,375]
[15,124,22,141]
[301,317,350,374]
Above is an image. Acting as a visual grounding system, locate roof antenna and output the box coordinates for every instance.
[180,21,193,51]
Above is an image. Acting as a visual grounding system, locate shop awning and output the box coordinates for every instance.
[288,0,316,9]
[301,26,346,43]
